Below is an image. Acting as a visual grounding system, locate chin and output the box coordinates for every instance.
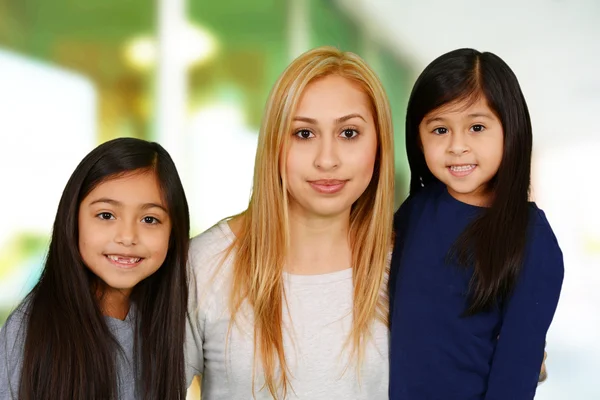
[445,179,479,192]
[317,208,352,219]
[448,185,475,194]
[101,277,138,292]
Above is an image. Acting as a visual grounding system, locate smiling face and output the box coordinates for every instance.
[284,74,378,220]
[418,96,504,206]
[78,170,172,296]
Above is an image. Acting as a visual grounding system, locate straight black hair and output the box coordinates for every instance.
[18,137,190,399]
[405,48,533,314]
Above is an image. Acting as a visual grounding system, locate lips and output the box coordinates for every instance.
[105,254,144,268]
[107,255,141,263]
[309,179,347,186]
[308,179,348,194]
[449,164,476,171]
[447,164,477,177]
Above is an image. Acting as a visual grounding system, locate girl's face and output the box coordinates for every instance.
[419,96,504,206]
[284,74,378,220]
[78,170,171,296]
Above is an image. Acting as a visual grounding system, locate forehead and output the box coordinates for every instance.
[84,171,164,204]
[423,95,496,122]
[294,75,372,117]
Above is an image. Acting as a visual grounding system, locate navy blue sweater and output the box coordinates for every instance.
[389,182,564,400]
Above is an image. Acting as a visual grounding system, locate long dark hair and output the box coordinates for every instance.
[18,137,190,399]
[405,48,532,315]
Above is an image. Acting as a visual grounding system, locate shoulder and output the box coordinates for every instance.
[1,300,30,345]
[189,219,236,277]
[394,182,441,231]
[524,204,564,278]
[0,300,30,396]
[528,204,561,253]
[529,205,559,238]
[393,195,415,232]
[187,220,237,315]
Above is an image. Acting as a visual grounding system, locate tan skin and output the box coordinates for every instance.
[232,89,550,383]
[284,75,378,275]
[420,98,549,383]
[78,171,172,320]
[232,75,378,277]
[540,350,548,383]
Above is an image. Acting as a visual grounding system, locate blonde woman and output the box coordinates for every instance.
[185,46,394,399]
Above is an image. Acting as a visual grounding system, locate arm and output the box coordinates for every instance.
[538,348,547,384]
[185,260,205,389]
[484,225,564,400]
[0,309,27,400]
[389,198,411,326]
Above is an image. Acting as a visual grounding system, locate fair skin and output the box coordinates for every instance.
[285,74,377,275]
[230,75,378,275]
[419,96,504,206]
[78,170,171,319]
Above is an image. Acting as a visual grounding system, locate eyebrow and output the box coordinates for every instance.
[467,112,494,119]
[88,198,168,213]
[293,113,366,125]
[424,116,445,125]
[424,112,494,125]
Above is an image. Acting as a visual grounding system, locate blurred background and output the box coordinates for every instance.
[0,0,598,398]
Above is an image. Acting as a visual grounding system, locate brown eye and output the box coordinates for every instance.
[471,124,485,132]
[340,129,358,139]
[143,216,160,224]
[295,129,314,139]
[433,127,448,135]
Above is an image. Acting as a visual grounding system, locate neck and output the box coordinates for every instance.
[448,183,494,207]
[96,284,131,320]
[285,206,352,275]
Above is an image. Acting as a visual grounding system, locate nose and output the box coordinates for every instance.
[448,131,469,155]
[314,136,340,170]
[114,220,138,246]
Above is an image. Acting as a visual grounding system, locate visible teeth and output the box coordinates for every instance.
[450,165,475,172]
[107,255,141,264]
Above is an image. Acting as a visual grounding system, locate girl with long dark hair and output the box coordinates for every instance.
[0,137,190,400]
[389,48,564,399]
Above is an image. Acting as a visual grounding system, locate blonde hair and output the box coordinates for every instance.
[228,46,395,398]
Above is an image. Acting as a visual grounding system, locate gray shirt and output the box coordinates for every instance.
[185,221,389,399]
[0,303,137,400]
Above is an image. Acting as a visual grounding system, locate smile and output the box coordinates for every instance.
[308,179,348,194]
[105,254,144,268]
[448,164,477,177]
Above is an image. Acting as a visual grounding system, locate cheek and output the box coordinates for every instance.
[419,136,438,162]
[148,229,171,261]
[77,229,104,272]
[354,132,378,176]
[488,136,504,169]
[497,139,504,162]
[493,147,504,167]
[421,143,440,167]
[284,146,307,182]
[78,219,97,256]
[355,146,377,179]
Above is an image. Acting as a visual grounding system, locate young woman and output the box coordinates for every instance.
[185,46,395,399]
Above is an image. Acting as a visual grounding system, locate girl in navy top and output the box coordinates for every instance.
[389,48,564,400]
